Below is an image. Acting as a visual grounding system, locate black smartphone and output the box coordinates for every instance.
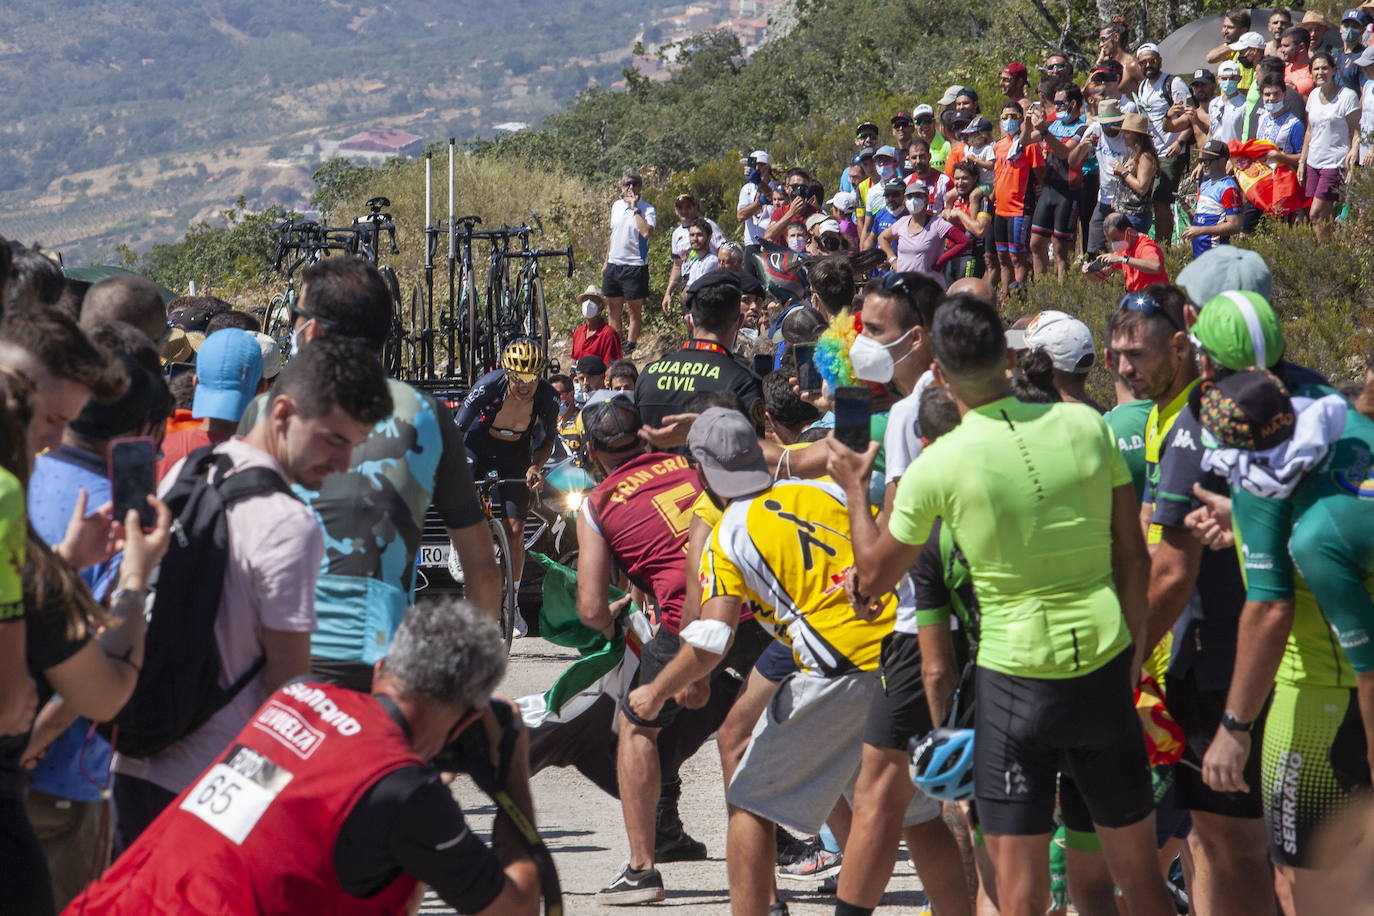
[752,353,773,377]
[166,361,195,381]
[833,386,872,452]
[108,436,156,529]
[794,344,821,393]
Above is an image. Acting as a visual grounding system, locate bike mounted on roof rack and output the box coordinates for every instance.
[406,139,572,389]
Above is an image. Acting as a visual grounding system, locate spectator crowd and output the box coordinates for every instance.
[2,7,1374,916]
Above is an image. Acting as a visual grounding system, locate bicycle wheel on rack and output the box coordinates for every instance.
[379,266,404,377]
[408,281,427,380]
[487,517,517,650]
[462,269,482,383]
[528,276,549,363]
[266,292,293,357]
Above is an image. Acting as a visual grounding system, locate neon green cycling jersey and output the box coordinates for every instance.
[889,397,1132,679]
[0,468,25,624]
[1230,402,1374,685]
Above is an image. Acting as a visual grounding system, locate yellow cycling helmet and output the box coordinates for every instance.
[501,338,545,381]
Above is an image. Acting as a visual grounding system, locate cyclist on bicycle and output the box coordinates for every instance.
[455,338,560,592]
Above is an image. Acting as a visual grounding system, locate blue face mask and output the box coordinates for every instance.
[1002,118,1021,134]
[1264,100,1285,114]
[1220,79,1239,95]
[1342,26,1362,44]
[1056,108,1074,123]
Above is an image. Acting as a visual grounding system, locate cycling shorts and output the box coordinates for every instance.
[1060,765,1188,851]
[992,214,1032,255]
[467,440,532,520]
[1165,669,1264,819]
[974,650,1153,836]
[621,622,771,729]
[1031,187,1080,240]
[1262,683,1365,867]
[863,632,935,750]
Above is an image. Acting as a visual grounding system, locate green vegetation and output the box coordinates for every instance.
[102,0,1373,385]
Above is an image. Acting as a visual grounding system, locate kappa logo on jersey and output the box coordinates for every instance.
[253,701,326,759]
[1171,427,1197,451]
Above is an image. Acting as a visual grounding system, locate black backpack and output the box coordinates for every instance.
[105,446,300,758]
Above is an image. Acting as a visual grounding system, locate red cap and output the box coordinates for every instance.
[1001,61,1028,79]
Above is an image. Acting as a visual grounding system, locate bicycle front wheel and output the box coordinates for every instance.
[487,518,517,650]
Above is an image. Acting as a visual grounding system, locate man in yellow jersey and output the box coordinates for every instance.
[626,407,942,916]
[830,295,1173,916]
[1109,284,1275,916]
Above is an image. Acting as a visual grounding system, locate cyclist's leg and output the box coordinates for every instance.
[972,665,1060,916]
[1061,653,1173,916]
[1029,192,1058,280]
[1263,682,1362,910]
[1058,776,1115,916]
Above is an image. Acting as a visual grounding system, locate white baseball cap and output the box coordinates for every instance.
[1229,31,1268,51]
[1021,310,1096,373]
[913,103,935,118]
[827,190,858,213]
[741,149,770,165]
[1217,60,1241,78]
[937,85,967,105]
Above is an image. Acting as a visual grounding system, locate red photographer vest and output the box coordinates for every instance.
[67,683,422,916]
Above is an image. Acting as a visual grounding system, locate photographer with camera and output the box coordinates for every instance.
[69,599,546,916]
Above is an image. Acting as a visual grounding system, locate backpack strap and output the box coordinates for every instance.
[203,464,298,715]
[215,466,300,505]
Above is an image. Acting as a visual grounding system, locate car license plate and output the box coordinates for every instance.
[418,544,450,569]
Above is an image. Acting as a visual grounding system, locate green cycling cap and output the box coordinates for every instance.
[1192,290,1284,371]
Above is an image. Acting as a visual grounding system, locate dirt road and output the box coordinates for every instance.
[421,637,930,914]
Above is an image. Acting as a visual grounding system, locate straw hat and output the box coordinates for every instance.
[1095,98,1126,124]
[1301,9,1333,31]
[1118,113,1151,136]
[577,285,605,306]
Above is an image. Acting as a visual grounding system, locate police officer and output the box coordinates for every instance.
[633,270,764,432]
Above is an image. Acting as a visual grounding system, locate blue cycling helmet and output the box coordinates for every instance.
[908,727,975,802]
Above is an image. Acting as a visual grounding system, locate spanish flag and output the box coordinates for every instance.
[1135,674,1185,767]
[1227,139,1310,216]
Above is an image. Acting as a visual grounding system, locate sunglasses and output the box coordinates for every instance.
[507,370,539,383]
[1046,62,1070,70]
[1053,100,1072,108]
[623,180,641,188]
[915,117,935,125]
[1117,292,1183,332]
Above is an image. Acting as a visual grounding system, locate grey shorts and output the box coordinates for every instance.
[727,670,940,834]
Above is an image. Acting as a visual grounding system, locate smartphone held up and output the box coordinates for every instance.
[108,436,157,530]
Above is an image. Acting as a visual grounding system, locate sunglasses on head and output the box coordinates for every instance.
[1117,292,1183,331]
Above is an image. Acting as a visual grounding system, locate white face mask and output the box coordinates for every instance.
[878,164,897,181]
[906,197,927,215]
[849,325,915,383]
[290,322,309,359]
[581,300,600,319]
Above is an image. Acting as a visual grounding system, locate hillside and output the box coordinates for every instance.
[0,0,677,263]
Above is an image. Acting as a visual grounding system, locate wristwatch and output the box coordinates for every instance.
[1220,711,1254,733]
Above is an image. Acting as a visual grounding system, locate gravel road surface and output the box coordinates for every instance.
[420,637,930,915]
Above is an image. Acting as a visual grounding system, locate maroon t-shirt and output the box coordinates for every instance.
[583,452,701,633]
